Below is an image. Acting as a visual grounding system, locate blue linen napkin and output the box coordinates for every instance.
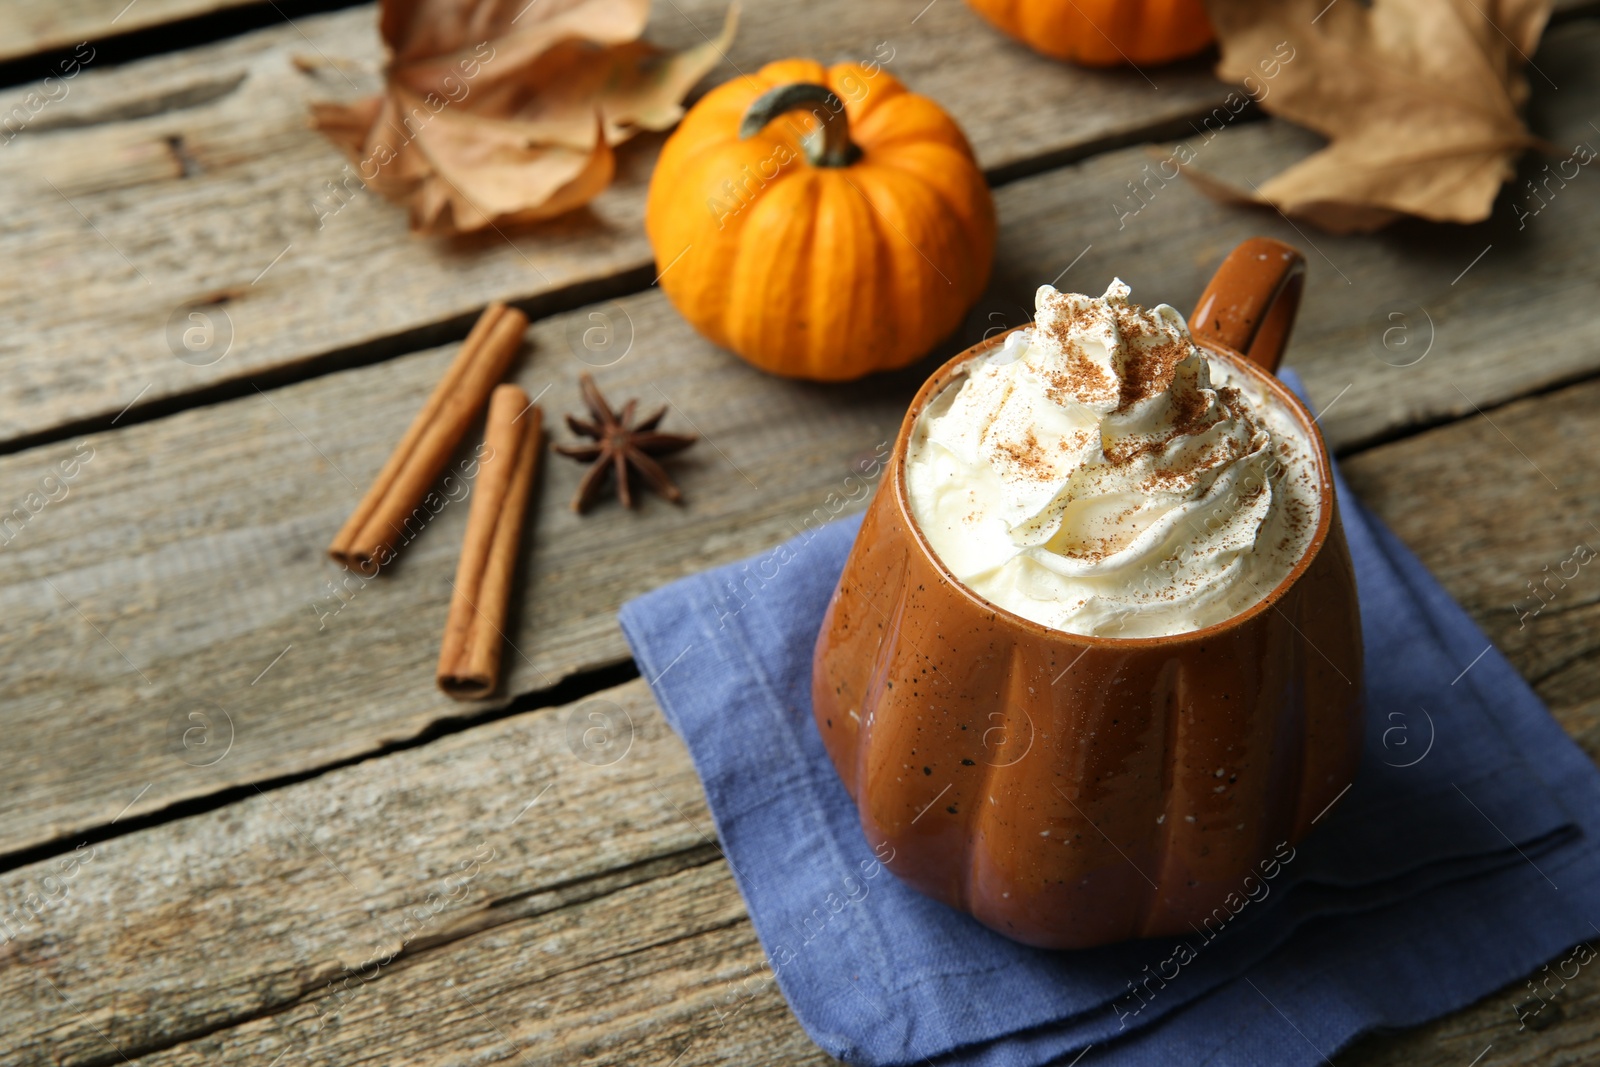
[619,372,1598,1066]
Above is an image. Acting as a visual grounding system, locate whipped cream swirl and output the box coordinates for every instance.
[905,279,1319,638]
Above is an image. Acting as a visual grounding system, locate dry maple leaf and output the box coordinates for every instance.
[311,0,738,234]
[1194,0,1550,233]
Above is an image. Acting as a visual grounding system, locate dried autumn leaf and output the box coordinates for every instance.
[311,0,738,234]
[1195,0,1550,233]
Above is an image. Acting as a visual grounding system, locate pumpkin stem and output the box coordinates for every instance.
[739,83,861,168]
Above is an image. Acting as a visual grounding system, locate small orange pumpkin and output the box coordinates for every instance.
[964,0,1214,67]
[645,60,996,382]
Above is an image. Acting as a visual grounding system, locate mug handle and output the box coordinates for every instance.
[1188,238,1307,375]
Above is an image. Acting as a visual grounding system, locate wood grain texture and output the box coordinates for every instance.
[3,372,1600,1065]
[101,862,832,1067]
[0,677,736,1065]
[4,33,1600,856]
[0,0,1235,447]
[1341,377,1600,761]
[0,0,261,63]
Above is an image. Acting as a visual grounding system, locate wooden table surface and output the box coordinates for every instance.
[1,1,1597,1064]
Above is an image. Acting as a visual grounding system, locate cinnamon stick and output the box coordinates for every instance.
[329,302,528,572]
[437,384,542,701]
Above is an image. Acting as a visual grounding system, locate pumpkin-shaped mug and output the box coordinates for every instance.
[812,238,1362,949]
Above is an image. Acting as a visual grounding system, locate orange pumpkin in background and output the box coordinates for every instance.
[645,60,996,382]
[965,0,1214,66]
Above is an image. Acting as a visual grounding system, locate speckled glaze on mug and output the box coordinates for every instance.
[812,238,1363,949]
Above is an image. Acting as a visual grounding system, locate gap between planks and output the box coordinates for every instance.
[0,659,639,877]
[0,103,1256,459]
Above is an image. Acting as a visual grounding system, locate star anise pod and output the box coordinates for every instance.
[554,374,697,513]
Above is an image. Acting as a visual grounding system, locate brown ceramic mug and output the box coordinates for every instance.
[812,238,1363,950]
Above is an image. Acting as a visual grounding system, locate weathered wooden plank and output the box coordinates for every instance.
[3,372,1599,1065]
[0,674,830,1067]
[0,0,1235,447]
[0,0,259,64]
[4,27,1600,858]
[129,865,831,1067]
[0,678,714,1064]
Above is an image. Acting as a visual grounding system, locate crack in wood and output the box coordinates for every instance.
[9,72,247,135]
[0,658,640,876]
[17,845,730,1067]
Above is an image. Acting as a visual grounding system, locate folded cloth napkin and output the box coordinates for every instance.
[620,372,1599,1066]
